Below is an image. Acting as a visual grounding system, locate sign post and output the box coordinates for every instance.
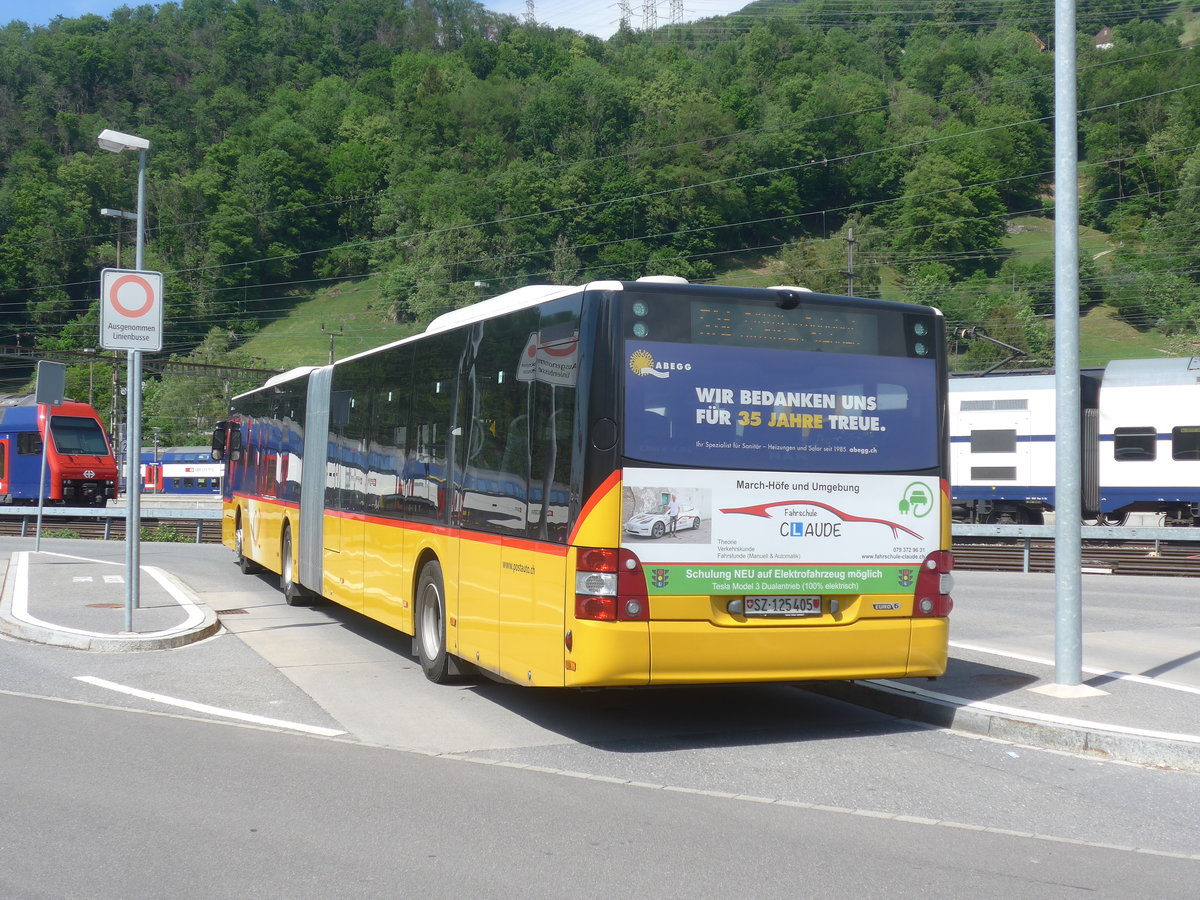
[100,268,163,628]
[33,360,66,552]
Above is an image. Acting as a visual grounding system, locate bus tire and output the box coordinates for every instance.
[416,559,451,683]
[235,513,261,574]
[280,525,312,606]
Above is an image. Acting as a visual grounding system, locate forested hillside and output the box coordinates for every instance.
[2,0,1198,441]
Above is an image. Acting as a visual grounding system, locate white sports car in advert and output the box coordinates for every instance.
[623,505,701,538]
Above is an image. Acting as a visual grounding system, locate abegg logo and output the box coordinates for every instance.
[629,349,692,379]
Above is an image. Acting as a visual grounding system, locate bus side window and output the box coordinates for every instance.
[408,332,461,522]
[466,308,538,537]
[371,350,413,518]
[527,296,580,543]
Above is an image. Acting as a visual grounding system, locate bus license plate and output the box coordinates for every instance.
[744,595,822,617]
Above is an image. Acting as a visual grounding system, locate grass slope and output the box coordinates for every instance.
[239,215,1170,372]
[237,278,415,370]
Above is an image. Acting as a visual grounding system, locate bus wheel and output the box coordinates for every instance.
[236,514,260,574]
[280,525,311,606]
[416,560,451,683]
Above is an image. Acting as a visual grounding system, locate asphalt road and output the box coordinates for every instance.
[2,538,1200,896]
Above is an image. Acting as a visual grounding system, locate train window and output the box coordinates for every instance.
[959,399,1028,411]
[1172,427,1200,461]
[970,429,1017,453]
[971,466,1017,480]
[18,433,42,455]
[1113,427,1156,461]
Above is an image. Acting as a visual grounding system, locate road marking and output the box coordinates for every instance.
[950,640,1200,697]
[10,551,205,638]
[74,676,346,737]
[445,756,1200,862]
[5,686,1196,862]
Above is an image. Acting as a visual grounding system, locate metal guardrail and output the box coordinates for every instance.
[0,505,221,543]
[952,524,1200,574]
[4,508,1198,554]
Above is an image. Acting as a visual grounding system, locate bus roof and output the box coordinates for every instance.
[423,283,604,334]
[263,366,321,389]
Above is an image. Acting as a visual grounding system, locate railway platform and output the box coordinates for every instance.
[2,544,1199,773]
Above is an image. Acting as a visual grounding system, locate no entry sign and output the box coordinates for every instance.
[100,267,163,351]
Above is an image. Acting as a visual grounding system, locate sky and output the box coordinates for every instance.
[0,1,751,39]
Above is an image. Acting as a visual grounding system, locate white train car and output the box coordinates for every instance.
[1097,357,1200,524]
[951,357,1200,526]
[950,372,1067,524]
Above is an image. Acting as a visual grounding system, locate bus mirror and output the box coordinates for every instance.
[211,421,227,462]
[228,425,242,462]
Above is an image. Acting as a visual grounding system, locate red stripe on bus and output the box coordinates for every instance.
[232,494,569,554]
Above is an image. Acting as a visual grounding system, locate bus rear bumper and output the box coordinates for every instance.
[644,617,949,684]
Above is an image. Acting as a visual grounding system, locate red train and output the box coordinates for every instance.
[0,396,118,506]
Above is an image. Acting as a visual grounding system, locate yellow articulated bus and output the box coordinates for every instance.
[212,278,952,687]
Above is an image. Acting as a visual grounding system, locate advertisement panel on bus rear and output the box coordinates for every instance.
[623,341,938,472]
[621,467,939,596]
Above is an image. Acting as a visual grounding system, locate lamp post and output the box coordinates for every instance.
[98,128,149,630]
[100,207,137,269]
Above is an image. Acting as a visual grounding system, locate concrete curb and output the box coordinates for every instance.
[808,678,1200,774]
[0,555,221,652]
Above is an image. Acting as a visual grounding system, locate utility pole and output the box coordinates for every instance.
[321,323,344,365]
[846,227,856,296]
[619,0,632,32]
[643,0,657,31]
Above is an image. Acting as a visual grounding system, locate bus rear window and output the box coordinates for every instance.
[622,292,940,473]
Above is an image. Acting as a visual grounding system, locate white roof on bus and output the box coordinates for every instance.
[262,366,320,389]
[423,282,622,334]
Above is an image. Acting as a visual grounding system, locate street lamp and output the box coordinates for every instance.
[98,127,149,628]
[97,130,148,270]
[100,207,137,269]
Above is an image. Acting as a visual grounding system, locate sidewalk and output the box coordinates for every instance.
[3,548,1199,772]
[810,640,1200,773]
[0,549,219,651]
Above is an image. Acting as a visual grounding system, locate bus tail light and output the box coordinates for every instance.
[575,548,649,622]
[914,550,954,617]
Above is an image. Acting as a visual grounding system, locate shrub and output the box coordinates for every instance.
[140,523,190,543]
